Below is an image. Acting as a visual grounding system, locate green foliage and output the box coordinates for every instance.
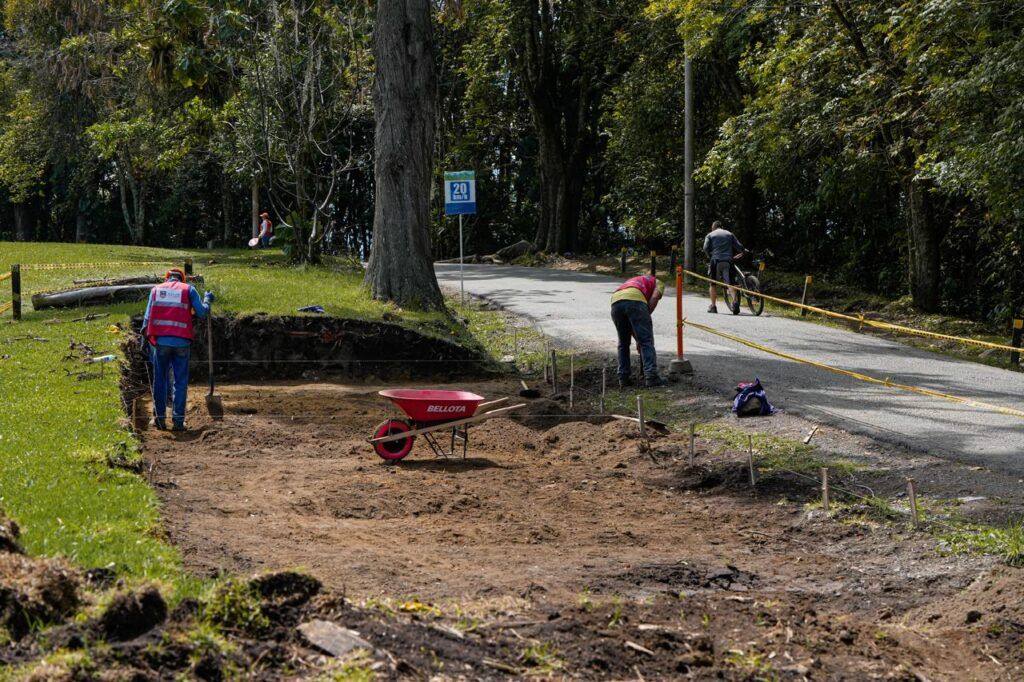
[0,1,1022,316]
[939,520,1024,567]
[202,579,270,635]
[0,241,463,593]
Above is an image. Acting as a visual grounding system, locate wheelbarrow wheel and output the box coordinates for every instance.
[373,419,415,461]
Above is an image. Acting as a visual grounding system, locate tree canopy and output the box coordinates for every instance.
[1,0,1022,318]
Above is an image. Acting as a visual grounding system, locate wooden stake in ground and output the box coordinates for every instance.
[600,366,607,414]
[821,467,830,513]
[569,351,575,410]
[543,345,549,384]
[688,423,696,467]
[637,396,646,439]
[907,478,920,527]
[550,350,558,395]
[747,435,757,486]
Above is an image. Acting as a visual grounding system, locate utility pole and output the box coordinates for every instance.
[684,48,695,278]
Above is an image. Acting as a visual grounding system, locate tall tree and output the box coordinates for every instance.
[506,0,639,253]
[364,0,444,310]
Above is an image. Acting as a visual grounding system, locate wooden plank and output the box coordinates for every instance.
[369,403,527,444]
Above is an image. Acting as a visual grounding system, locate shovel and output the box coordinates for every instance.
[205,315,224,420]
[519,380,541,399]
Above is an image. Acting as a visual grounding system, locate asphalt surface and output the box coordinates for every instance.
[436,264,1024,474]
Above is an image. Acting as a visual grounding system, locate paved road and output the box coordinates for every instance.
[436,264,1024,473]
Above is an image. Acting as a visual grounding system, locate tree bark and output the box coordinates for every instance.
[222,177,233,246]
[906,178,943,312]
[512,0,600,256]
[364,0,444,311]
[251,177,260,239]
[13,203,34,241]
[116,153,145,244]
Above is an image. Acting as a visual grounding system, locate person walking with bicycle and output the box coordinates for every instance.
[703,220,748,313]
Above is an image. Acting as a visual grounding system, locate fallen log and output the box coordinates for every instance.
[32,276,205,311]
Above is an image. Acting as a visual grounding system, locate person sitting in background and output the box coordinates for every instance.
[610,274,666,388]
[703,220,747,313]
[142,268,214,431]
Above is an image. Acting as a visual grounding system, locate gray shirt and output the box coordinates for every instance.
[703,228,744,262]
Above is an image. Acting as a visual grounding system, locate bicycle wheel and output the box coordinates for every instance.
[744,275,764,316]
[725,285,742,315]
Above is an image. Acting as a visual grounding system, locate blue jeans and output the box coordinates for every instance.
[151,344,191,427]
[611,300,657,381]
[260,235,271,248]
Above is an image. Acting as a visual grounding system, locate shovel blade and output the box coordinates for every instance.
[206,393,224,420]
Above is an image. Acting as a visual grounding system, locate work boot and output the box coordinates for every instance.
[150,418,167,431]
[618,377,634,389]
[707,304,718,313]
[644,375,668,389]
[171,423,187,433]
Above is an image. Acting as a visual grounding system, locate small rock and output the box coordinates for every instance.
[839,629,855,644]
[965,610,983,624]
[675,652,713,670]
[298,619,373,658]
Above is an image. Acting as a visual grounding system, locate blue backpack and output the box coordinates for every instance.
[733,378,776,417]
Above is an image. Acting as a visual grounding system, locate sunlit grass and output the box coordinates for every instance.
[0,241,466,591]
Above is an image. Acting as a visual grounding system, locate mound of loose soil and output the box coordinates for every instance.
[125,378,1024,678]
[0,517,80,641]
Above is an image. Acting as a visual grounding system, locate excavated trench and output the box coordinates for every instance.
[120,314,491,415]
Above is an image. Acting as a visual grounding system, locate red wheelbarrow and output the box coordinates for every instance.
[369,389,525,461]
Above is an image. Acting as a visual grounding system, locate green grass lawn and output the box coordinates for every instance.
[0,241,460,590]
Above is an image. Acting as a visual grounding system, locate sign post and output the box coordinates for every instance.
[444,171,477,305]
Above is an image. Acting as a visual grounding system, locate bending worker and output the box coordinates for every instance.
[610,273,665,388]
[143,268,214,431]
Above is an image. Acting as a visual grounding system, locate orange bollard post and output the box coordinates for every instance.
[676,267,683,359]
[669,265,694,376]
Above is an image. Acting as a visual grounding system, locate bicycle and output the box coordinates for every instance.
[722,252,765,316]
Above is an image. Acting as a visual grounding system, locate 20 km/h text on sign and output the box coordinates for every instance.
[444,171,477,216]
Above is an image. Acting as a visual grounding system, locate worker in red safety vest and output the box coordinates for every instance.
[610,274,666,388]
[142,268,214,431]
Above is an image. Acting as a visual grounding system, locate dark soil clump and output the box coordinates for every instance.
[97,586,168,641]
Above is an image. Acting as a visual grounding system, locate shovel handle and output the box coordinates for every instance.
[207,314,215,397]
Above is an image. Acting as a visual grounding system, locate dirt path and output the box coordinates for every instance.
[141,380,1024,679]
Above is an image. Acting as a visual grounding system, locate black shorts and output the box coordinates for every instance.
[709,260,732,284]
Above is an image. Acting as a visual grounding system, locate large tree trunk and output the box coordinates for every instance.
[251,177,260,239]
[116,153,145,244]
[512,1,602,256]
[364,0,444,311]
[906,178,943,312]
[222,178,233,246]
[13,203,34,241]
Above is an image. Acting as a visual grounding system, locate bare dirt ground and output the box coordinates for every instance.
[140,379,1024,680]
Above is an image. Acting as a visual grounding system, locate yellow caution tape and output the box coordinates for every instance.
[683,318,1024,421]
[682,268,1021,354]
[0,271,11,283]
[20,260,178,272]
[0,302,11,315]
